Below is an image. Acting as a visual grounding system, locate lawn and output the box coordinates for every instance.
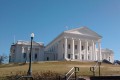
[0,61,120,78]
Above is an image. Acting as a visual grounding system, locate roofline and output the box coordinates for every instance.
[45,32,64,47]
[65,26,102,38]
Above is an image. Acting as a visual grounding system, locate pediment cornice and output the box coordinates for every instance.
[64,27,102,39]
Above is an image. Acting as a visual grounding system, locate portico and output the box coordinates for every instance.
[64,37,102,61]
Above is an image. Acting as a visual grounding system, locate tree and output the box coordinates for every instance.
[0,54,8,64]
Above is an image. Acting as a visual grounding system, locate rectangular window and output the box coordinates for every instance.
[23,53,26,58]
[75,55,78,59]
[35,53,37,59]
[82,46,84,50]
[75,45,77,49]
[68,54,71,59]
[68,44,70,49]
[82,54,84,60]
[88,55,89,60]
[63,44,64,48]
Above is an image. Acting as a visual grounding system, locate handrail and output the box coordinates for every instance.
[90,61,101,76]
[65,67,79,80]
[67,72,74,80]
[66,67,74,76]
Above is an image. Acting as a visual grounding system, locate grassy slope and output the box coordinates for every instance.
[0,61,120,77]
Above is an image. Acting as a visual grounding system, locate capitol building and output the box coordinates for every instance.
[9,27,114,63]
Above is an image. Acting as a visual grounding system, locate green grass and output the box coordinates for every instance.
[0,61,120,78]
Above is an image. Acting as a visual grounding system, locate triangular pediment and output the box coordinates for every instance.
[64,27,102,38]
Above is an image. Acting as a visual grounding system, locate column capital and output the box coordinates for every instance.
[98,39,101,43]
[71,38,74,40]
[64,37,67,39]
[86,40,88,42]
[92,40,95,42]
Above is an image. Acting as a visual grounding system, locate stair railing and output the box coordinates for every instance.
[90,61,101,76]
[65,67,79,80]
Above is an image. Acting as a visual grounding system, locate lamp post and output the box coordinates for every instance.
[98,61,101,76]
[27,33,34,76]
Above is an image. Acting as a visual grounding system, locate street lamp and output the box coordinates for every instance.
[98,61,101,76]
[27,33,34,76]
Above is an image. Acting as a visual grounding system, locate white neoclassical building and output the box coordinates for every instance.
[9,40,44,63]
[101,48,114,63]
[9,27,114,63]
[44,27,114,63]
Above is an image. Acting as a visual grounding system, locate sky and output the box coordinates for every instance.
[0,0,120,60]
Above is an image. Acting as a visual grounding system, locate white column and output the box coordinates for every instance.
[78,39,81,60]
[90,42,92,60]
[64,37,67,60]
[22,47,24,53]
[92,40,95,61]
[21,47,24,62]
[98,41,102,61]
[112,54,114,63]
[71,38,75,60]
[86,40,88,60]
[94,44,97,61]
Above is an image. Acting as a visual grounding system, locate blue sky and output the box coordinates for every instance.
[0,0,120,60]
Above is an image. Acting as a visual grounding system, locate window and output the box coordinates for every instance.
[82,55,84,60]
[23,53,26,58]
[68,44,70,49]
[75,55,78,59]
[82,46,84,50]
[63,44,64,48]
[13,49,15,53]
[88,55,90,60]
[75,45,77,49]
[88,46,89,50]
[52,48,53,52]
[68,54,71,59]
[109,57,110,61]
[35,54,37,59]
[47,57,49,61]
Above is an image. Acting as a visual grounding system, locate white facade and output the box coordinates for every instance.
[9,27,114,63]
[44,27,114,63]
[9,40,44,63]
[101,49,114,63]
